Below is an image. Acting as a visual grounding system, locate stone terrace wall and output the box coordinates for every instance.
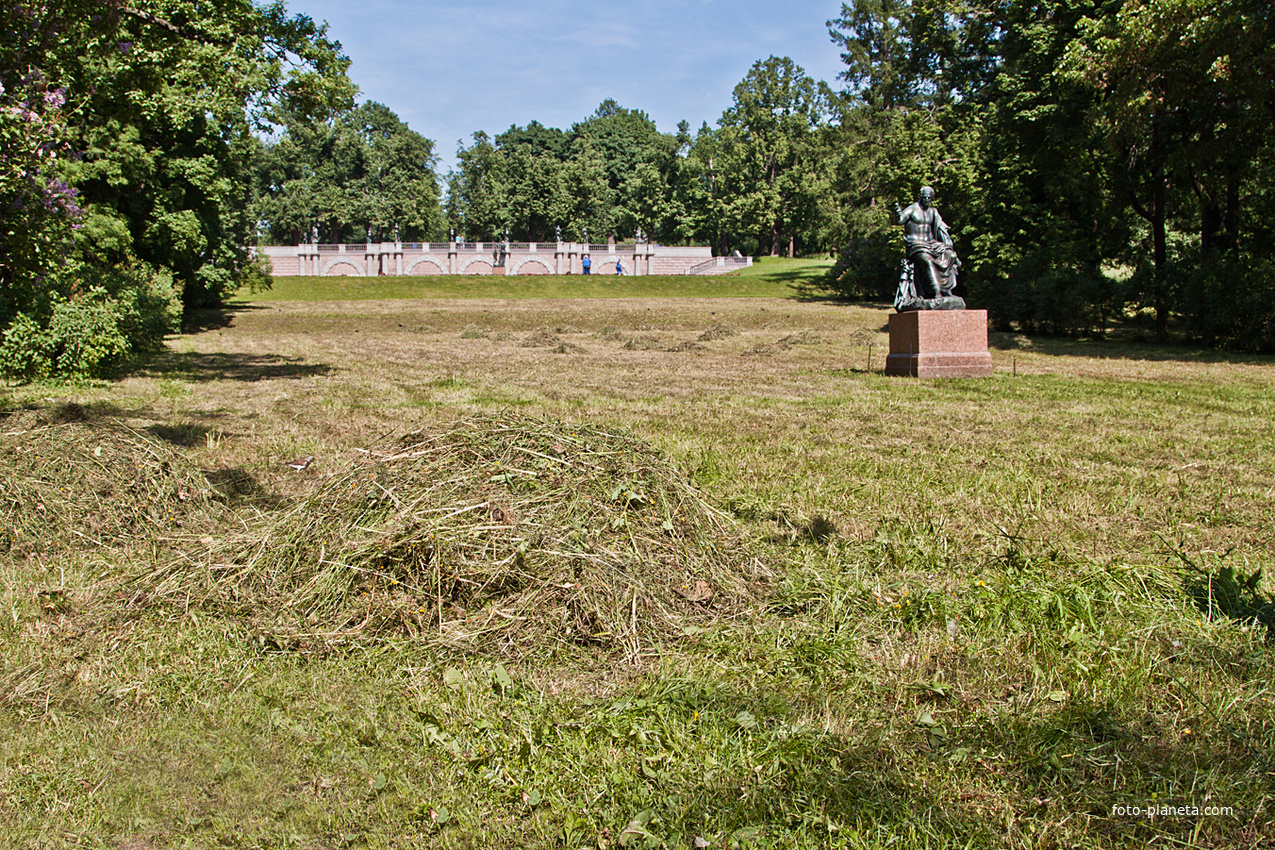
[257,242,748,277]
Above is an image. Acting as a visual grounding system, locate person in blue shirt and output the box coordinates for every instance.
[615,259,623,275]
[582,254,591,275]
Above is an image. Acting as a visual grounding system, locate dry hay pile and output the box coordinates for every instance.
[139,414,769,657]
[623,335,663,351]
[698,323,738,342]
[519,329,561,347]
[777,330,827,346]
[0,408,226,560]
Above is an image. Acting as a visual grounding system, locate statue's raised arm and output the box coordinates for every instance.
[894,186,964,312]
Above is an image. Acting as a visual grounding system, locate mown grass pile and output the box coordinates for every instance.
[130,413,768,658]
[0,403,227,560]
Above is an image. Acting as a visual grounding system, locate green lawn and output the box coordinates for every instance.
[239,256,838,302]
[4,287,1274,849]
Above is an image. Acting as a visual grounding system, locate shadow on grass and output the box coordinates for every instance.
[133,351,334,383]
[655,682,1264,847]
[989,331,1275,366]
[0,399,142,428]
[952,703,1269,845]
[145,421,219,448]
[203,465,291,509]
[181,304,270,333]
[786,282,893,309]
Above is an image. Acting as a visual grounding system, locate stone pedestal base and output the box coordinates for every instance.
[492,266,507,276]
[885,309,993,378]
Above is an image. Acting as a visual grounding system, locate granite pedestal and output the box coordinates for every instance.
[885,309,993,378]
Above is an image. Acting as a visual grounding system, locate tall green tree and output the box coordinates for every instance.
[825,2,982,299]
[446,103,678,244]
[962,0,1128,334]
[493,122,572,242]
[255,101,442,244]
[826,0,1275,347]
[446,131,510,241]
[716,56,832,257]
[1064,0,1275,342]
[570,100,679,240]
[1,0,353,378]
[57,0,354,308]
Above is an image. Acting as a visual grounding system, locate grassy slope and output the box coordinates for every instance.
[239,256,838,302]
[3,264,1274,849]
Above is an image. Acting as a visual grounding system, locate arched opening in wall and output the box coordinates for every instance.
[518,260,550,275]
[326,262,362,276]
[408,260,444,275]
[463,261,492,275]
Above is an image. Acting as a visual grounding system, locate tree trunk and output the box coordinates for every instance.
[1224,168,1239,252]
[1135,116,1170,340]
[1199,190,1221,257]
[1152,171,1168,340]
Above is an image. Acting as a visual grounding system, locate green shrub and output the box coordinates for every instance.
[1,291,130,380]
[0,261,181,381]
[0,313,54,381]
[1179,253,1275,351]
[88,261,184,353]
[825,233,898,301]
[47,290,132,377]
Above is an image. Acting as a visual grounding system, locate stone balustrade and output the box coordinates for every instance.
[257,241,749,277]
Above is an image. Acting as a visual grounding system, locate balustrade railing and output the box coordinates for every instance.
[302,240,657,254]
[687,256,751,275]
[269,240,737,277]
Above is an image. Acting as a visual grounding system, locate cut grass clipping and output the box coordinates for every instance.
[132,413,769,657]
[0,405,230,559]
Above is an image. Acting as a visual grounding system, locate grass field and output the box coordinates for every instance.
[4,261,1275,848]
[241,257,837,302]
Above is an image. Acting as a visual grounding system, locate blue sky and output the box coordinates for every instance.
[289,0,850,173]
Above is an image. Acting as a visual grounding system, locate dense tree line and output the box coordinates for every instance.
[4,0,1274,381]
[252,56,840,258]
[440,58,836,257]
[823,0,1275,349]
[253,100,442,245]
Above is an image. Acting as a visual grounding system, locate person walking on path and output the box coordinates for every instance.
[582,254,591,275]
[615,259,623,275]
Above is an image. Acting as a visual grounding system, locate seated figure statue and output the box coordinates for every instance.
[894,186,965,311]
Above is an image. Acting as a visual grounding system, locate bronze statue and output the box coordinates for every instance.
[894,186,964,311]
